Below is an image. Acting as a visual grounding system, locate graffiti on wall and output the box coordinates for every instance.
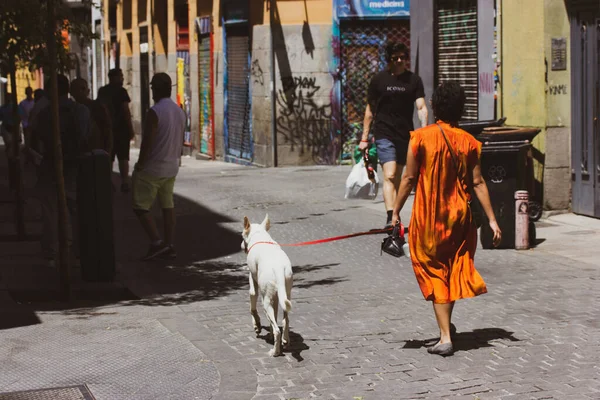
[549,84,567,95]
[251,59,264,86]
[277,74,335,164]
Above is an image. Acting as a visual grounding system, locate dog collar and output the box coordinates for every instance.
[245,241,278,254]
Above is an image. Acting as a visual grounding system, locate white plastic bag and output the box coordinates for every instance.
[344,158,379,199]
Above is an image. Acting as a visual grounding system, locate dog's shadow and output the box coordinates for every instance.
[402,328,520,352]
[258,328,309,362]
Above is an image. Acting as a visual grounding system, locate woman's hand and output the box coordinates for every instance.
[358,140,369,151]
[391,212,401,228]
[489,220,502,247]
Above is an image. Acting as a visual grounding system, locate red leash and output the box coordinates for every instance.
[245,225,406,254]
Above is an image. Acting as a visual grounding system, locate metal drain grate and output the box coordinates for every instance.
[0,385,96,400]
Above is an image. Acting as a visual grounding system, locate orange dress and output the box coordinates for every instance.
[408,122,487,304]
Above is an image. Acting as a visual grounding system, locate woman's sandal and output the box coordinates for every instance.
[427,341,454,356]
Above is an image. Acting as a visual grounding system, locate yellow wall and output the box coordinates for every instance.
[502,0,546,128]
[502,0,547,182]
[544,0,570,128]
[266,0,333,25]
[7,69,42,103]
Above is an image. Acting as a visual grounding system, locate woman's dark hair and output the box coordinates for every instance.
[431,80,466,124]
[385,42,408,62]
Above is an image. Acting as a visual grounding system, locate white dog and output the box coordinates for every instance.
[242,215,293,357]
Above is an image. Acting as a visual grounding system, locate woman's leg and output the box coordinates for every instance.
[433,301,455,344]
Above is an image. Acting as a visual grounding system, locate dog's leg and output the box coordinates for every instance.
[282,276,292,347]
[282,311,290,348]
[249,274,261,336]
[264,298,281,357]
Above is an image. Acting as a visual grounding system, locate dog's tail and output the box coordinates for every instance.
[276,269,292,313]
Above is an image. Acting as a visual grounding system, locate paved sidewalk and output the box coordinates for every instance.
[1,148,599,399]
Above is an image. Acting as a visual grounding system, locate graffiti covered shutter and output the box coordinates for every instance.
[226,27,252,160]
[199,33,211,155]
[340,20,410,146]
[436,0,478,120]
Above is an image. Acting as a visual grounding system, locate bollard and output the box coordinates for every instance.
[515,190,529,250]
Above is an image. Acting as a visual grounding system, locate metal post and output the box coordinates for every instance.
[515,190,529,250]
[269,0,277,167]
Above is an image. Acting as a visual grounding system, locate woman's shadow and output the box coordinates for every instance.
[402,327,520,352]
[258,328,309,362]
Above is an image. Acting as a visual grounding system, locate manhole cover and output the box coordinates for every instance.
[0,385,95,400]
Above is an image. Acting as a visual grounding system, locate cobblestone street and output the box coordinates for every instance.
[1,153,599,399]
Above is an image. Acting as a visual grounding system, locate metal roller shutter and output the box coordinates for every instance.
[226,27,252,160]
[340,20,410,145]
[436,0,478,120]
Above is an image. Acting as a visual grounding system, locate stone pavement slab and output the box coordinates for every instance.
[1,149,599,399]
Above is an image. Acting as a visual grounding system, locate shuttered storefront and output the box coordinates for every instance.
[198,25,212,156]
[340,20,410,145]
[225,26,253,161]
[436,0,478,120]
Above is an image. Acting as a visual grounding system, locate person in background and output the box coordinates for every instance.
[392,81,501,357]
[97,68,134,192]
[359,42,428,229]
[25,89,48,171]
[132,73,185,261]
[71,78,112,154]
[19,87,35,147]
[32,75,91,266]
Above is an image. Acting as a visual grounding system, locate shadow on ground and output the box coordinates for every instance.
[401,328,521,353]
[257,329,310,362]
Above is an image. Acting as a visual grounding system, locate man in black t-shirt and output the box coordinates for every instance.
[98,68,135,192]
[359,42,429,228]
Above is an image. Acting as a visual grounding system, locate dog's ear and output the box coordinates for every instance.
[243,216,251,233]
[261,214,271,231]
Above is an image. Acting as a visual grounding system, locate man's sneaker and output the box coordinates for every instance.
[159,245,177,260]
[142,243,169,261]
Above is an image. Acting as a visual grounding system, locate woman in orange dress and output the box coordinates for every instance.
[392,81,502,356]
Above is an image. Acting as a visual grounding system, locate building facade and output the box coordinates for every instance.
[103,0,598,214]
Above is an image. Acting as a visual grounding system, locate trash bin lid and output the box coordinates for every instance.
[478,127,541,143]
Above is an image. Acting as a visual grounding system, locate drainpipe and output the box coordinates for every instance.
[270,0,278,167]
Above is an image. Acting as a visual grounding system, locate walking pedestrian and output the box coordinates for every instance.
[71,78,113,154]
[19,87,35,147]
[97,68,134,192]
[132,73,185,261]
[0,93,19,189]
[32,75,91,265]
[26,89,49,173]
[359,42,429,229]
[391,81,502,356]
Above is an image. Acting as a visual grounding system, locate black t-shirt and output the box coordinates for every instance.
[97,84,130,135]
[367,70,425,142]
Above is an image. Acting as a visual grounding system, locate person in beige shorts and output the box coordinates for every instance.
[132,73,185,261]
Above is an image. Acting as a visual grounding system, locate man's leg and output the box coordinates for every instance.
[382,161,398,211]
[162,208,175,246]
[132,171,168,260]
[158,177,177,258]
[118,159,130,191]
[135,209,161,243]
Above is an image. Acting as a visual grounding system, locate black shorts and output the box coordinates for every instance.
[375,138,409,165]
[111,135,130,162]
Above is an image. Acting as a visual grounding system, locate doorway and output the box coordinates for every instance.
[571,12,600,217]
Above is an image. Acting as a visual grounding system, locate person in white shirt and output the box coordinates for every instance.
[132,73,185,261]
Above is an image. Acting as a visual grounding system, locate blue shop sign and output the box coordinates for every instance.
[337,0,410,18]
